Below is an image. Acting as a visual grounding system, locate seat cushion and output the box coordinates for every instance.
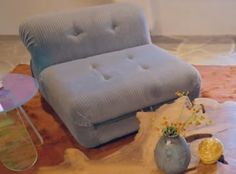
[39,44,200,126]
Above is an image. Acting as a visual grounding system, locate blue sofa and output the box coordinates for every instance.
[19,3,201,147]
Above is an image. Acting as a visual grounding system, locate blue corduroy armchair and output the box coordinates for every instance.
[19,3,201,147]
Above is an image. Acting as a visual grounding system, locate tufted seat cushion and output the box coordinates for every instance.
[39,44,200,146]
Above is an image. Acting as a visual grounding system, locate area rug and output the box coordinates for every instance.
[197,65,236,102]
[0,64,235,174]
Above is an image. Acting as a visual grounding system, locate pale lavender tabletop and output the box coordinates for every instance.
[0,73,38,113]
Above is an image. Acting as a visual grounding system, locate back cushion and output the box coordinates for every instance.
[19,3,151,79]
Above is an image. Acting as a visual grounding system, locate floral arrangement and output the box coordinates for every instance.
[157,91,212,137]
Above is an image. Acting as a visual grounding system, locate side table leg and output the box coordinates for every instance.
[18,106,44,144]
[0,109,38,171]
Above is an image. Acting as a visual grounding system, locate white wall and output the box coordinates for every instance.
[150,0,236,35]
[1,0,236,35]
[0,0,109,35]
[113,0,154,31]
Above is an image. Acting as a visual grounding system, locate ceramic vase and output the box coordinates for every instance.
[154,135,191,174]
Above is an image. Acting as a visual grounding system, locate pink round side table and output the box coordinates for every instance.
[0,73,43,171]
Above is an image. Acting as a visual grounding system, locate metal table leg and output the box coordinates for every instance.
[18,106,44,144]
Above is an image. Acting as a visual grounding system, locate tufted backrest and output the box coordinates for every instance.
[19,3,151,79]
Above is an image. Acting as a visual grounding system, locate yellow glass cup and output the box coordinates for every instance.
[198,138,223,164]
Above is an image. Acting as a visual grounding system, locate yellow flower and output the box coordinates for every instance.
[156,91,212,136]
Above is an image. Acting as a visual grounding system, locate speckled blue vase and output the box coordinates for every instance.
[154,135,191,174]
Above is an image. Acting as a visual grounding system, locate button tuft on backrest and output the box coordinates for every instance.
[103,74,111,80]
[72,22,83,36]
[112,21,118,30]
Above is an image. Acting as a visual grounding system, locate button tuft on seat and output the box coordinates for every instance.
[127,54,134,60]
[91,64,98,69]
[140,64,149,70]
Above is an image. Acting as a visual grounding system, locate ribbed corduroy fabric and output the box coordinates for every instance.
[19,3,201,147]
